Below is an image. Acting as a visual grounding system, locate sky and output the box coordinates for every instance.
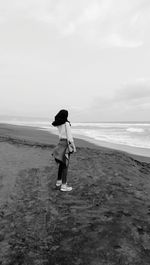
[0,0,150,122]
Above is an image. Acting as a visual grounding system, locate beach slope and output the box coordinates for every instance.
[0,124,150,265]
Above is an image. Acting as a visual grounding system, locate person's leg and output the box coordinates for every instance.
[57,157,70,183]
[60,158,72,191]
[56,162,64,187]
[58,162,64,181]
[56,163,68,187]
[56,161,69,186]
[61,163,68,184]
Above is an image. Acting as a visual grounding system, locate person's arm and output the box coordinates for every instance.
[65,122,76,152]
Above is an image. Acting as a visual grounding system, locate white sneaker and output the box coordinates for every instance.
[60,184,72,192]
[56,180,62,187]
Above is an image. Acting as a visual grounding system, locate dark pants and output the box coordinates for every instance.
[57,156,70,184]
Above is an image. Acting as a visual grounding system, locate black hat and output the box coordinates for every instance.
[52,109,69,126]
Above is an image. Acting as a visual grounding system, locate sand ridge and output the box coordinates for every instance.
[1,124,150,264]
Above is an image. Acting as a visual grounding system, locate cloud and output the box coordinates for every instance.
[116,79,150,101]
[105,33,143,48]
[106,78,150,118]
[91,78,150,108]
[54,0,150,48]
[1,0,150,48]
[88,78,150,121]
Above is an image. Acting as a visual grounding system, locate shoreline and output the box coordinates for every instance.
[0,123,150,163]
[1,120,150,159]
[72,133,150,163]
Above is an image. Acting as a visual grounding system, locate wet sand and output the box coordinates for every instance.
[1,123,150,265]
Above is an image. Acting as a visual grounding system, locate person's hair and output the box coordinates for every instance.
[52,109,71,126]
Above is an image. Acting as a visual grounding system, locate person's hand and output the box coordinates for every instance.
[72,143,76,153]
[73,146,76,152]
[70,142,76,153]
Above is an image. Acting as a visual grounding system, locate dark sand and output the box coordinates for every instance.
[1,124,150,265]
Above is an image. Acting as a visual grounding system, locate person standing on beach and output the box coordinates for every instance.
[52,109,76,191]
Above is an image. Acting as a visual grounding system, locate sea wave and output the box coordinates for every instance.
[126,128,145,133]
[1,119,150,149]
[72,128,150,149]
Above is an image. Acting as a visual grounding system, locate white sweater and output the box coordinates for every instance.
[57,122,74,143]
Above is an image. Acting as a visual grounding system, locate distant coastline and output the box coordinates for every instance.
[1,117,150,159]
[0,122,150,162]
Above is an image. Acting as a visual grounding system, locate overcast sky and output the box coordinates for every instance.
[0,0,150,121]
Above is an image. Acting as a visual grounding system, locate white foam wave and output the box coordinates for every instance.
[1,119,150,149]
[72,128,150,149]
[72,122,150,128]
[126,128,144,133]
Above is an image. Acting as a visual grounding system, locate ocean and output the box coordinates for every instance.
[1,117,150,156]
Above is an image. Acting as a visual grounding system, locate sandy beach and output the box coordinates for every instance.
[1,123,150,265]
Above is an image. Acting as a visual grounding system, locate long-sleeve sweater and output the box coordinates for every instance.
[57,122,74,143]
